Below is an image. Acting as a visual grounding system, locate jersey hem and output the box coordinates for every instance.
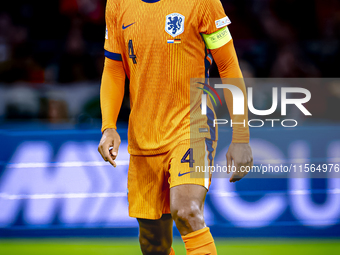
[127,137,216,156]
[129,212,167,220]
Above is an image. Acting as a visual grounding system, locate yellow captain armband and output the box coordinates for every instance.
[202,26,232,50]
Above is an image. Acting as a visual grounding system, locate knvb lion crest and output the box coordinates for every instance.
[165,13,185,37]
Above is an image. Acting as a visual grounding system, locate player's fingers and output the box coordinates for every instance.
[98,141,116,166]
[230,170,246,182]
[99,144,109,161]
[98,143,108,161]
[231,160,253,182]
[98,144,104,158]
[230,161,241,182]
[230,174,243,183]
[230,170,239,183]
[111,137,121,160]
[103,148,117,167]
[226,153,232,174]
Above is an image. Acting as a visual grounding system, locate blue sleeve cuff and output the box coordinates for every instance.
[105,50,122,61]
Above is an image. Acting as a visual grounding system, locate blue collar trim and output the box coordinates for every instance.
[141,0,161,3]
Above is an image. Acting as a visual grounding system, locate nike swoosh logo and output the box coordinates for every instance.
[122,23,135,30]
[178,171,195,177]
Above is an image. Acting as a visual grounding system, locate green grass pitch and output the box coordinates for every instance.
[1,239,339,255]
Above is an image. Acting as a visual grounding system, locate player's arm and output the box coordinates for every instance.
[98,0,125,167]
[204,28,249,143]
[198,0,250,143]
[203,26,253,182]
[98,58,125,167]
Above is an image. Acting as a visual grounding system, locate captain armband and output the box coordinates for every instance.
[202,26,232,50]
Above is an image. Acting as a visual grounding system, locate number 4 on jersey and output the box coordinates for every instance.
[128,40,137,64]
[181,148,195,168]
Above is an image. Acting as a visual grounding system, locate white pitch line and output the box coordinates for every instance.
[5,160,130,169]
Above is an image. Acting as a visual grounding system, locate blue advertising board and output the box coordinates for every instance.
[0,126,339,237]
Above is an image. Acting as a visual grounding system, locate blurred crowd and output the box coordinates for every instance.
[0,0,339,123]
[0,0,105,84]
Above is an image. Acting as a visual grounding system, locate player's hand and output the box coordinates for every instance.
[226,143,253,183]
[98,128,121,167]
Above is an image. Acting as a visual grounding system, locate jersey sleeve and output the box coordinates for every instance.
[104,0,122,61]
[211,41,250,143]
[198,0,231,35]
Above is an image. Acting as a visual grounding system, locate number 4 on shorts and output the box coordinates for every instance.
[181,148,195,168]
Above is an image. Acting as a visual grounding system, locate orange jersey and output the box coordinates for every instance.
[105,0,230,155]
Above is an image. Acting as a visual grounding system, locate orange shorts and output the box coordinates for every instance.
[127,138,217,220]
